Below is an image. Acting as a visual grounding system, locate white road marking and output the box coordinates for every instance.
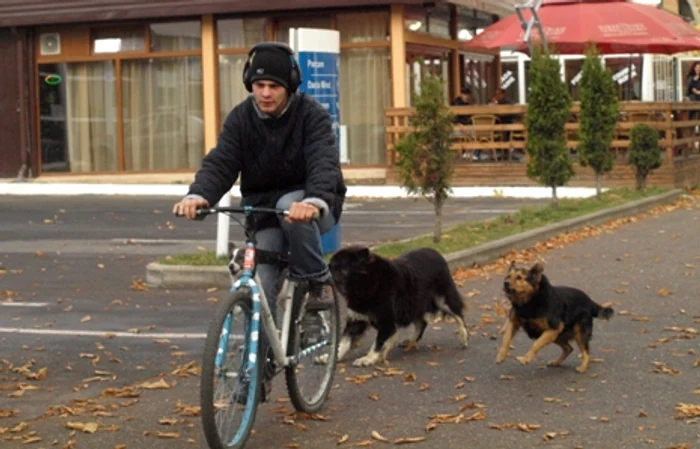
[1,302,49,308]
[342,209,517,215]
[0,327,244,340]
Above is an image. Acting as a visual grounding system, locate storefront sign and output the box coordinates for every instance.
[290,28,342,254]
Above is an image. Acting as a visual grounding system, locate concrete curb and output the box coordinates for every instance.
[443,189,683,272]
[145,189,684,289]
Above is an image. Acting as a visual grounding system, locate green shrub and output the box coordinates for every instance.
[628,123,662,190]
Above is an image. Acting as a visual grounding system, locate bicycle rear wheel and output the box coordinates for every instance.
[285,281,340,413]
[201,291,263,449]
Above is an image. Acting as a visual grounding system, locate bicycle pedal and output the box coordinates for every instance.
[305,301,332,312]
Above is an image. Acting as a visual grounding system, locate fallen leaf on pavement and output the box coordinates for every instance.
[65,422,99,433]
[657,288,671,297]
[368,393,380,401]
[158,417,179,426]
[156,431,181,439]
[131,279,149,291]
[337,434,349,444]
[499,375,515,381]
[651,361,680,375]
[140,379,173,390]
[371,430,389,442]
[0,409,18,418]
[674,403,700,419]
[356,440,373,447]
[394,436,426,444]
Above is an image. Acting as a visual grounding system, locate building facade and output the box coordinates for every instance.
[0,0,512,178]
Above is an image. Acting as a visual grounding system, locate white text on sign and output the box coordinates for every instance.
[308,59,325,69]
[307,80,333,89]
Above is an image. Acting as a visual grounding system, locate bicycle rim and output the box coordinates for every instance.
[285,282,340,413]
[200,291,262,449]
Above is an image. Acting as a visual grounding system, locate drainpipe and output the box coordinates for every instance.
[15,26,30,182]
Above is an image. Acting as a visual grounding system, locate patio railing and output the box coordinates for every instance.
[385,101,700,166]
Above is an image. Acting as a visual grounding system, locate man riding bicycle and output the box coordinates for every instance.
[173,41,347,399]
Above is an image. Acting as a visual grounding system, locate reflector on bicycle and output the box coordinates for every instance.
[243,247,256,271]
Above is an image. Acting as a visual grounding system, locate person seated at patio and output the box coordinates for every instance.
[489,88,513,105]
[489,88,515,147]
[686,62,700,132]
[452,87,474,125]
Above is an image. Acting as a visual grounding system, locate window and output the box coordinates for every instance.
[340,47,391,165]
[40,20,205,174]
[501,60,520,104]
[217,18,267,49]
[219,54,249,120]
[121,57,204,170]
[38,62,118,173]
[275,17,332,44]
[92,27,145,54]
[404,4,451,39]
[150,21,201,52]
[337,12,389,43]
[604,56,644,101]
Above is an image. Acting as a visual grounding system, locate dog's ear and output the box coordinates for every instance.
[528,262,544,286]
[358,247,371,262]
[507,260,516,272]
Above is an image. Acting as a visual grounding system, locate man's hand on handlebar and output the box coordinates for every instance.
[285,202,320,224]
[172,197,210,220]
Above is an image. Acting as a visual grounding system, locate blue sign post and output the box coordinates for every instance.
[290,28,342,255]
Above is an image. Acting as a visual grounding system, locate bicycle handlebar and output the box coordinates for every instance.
[174,205,320,222]
[194,206,289,217]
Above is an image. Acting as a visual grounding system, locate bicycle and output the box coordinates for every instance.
[190,205,341,449]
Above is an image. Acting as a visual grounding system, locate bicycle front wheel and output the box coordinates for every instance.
[201,291,263,449]
[285,282,340,413]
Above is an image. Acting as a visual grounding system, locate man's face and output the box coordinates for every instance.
[252,80,288,115]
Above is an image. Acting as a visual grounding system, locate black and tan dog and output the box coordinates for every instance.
[329,245,469,367]
[496,261,614,373]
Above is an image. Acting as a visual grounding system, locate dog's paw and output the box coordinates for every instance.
[353,353,381,367]
[575,364,588,374]
[314,354,329,365]
[495,351,508,364]
[400,339,419,351]
[516,354,533,365]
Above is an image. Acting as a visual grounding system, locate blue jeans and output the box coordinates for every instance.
[255,189,335,319]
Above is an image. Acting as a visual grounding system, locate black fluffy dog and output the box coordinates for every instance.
[497,261,614,373]
[328,245,469,367]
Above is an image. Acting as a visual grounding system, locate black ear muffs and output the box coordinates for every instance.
[242,42,302,93]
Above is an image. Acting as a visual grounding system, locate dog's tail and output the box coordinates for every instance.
[593,302,614,321]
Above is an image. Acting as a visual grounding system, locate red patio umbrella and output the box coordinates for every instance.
[462,0,700,55]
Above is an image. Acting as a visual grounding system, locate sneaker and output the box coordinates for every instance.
[306,281,334,312]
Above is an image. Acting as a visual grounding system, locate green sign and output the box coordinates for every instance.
[44,74,62,86]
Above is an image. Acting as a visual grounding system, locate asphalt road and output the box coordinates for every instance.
[1,195,547,255]
[1,195,699,449]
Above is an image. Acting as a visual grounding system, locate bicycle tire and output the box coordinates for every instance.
[201,291,263,449]
[284,281,340,413]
